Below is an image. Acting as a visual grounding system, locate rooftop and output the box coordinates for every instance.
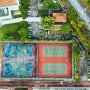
[53,13,67,22]
[0,0,17,7]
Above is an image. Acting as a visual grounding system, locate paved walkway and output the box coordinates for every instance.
[68,0,90,30]
[0,81,90,87]
[0,17,41,25]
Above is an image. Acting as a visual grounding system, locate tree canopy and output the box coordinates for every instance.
[19,21,28,28]
[61,0,68,3]
[61,23,70,34]
[40,16,55,30]
[20,0,29,18]
[67,6,79,21]
[40,12,48,17]
[18,28,29,41]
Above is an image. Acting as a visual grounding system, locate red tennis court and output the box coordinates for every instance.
[38,43,72,78]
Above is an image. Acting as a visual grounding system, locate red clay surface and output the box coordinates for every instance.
[38,43,72,78]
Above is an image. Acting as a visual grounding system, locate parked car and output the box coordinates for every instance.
[45,30,48,34]
[45,30,50,35]
[28,6,31,9]
[39,29,43,32]
[48,30,50,34]
[39,0,43,2]
[28,22,31,25]
[29,35,31,38]
[39,24,42,29]
[27,11,31,17]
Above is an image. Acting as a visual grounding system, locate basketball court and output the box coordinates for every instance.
[1,42,37,78]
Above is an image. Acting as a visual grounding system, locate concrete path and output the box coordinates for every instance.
[0,17,41,25]
[0,81,90,87]
[68,0,90,30]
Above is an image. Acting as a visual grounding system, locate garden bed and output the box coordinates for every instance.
[49,26,61,30]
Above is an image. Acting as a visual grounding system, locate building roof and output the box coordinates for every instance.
[53,13,67,22]
[0,0,17,7]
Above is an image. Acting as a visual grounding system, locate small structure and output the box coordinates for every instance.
[53,13,67,22]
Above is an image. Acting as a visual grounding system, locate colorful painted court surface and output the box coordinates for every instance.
[2,42,37,78]
[5,44,32,58]
[4,61,32,77]
[38,43,72,78]
[2,42,72,79]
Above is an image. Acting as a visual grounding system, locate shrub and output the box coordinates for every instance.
[61,23,70,34]
[40,12,48,17]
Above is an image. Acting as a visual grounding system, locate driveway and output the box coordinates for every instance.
[68,0,90,30]
[32,0,38,17]
[32,22,39,36]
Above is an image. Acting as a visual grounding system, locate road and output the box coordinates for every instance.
[68,0,90,30]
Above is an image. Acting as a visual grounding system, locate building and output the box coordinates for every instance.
[53,13,67,22]
[0,0,20,21]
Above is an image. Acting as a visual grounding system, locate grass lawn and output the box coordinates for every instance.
[15,88,28,90]
[0,23,19,41]
[81,0,90,12]
[49,26,61,30]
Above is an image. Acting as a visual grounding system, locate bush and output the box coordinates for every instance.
[14,14,21,18]
[40,12,48,17]
[61,23,70,34]
[75,74,81,82]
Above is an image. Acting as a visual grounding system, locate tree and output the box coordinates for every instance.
[75,74,81,82]
[61,0,68,3]
[18,28,29,41]
[77,21,84,28]
[67,6,79,21]
[61,23,70,34]
[20,0,29,18]
[81,25,90,36]
[19,21,28,28]
[40,16,55,30]
[40,12,48,17]
[88,0,90,6]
